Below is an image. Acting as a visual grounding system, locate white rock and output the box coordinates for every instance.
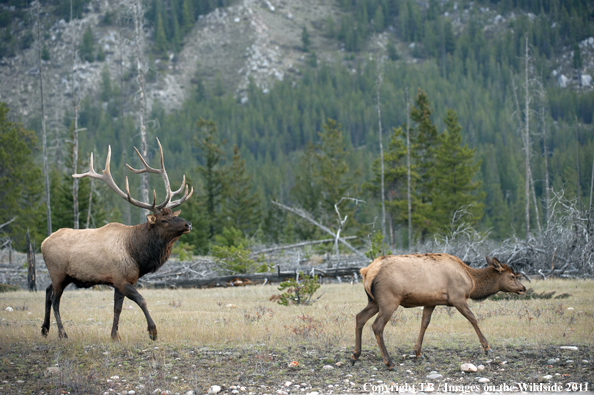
[5,307,13,311]
[128,391,136,395]
[461,363,478,372]
[477,364,485,371]
[426,373,443,380]
[560,346,579,351]
[558,74,569,88]
[542,375,553,380]
[582,360,589,363]
[580,74,592,87]
[306,392,319,395]
[547,358,557,364]
[184,391,196,395]
[478,378,490,383]
[322,365,334,370]
[208,385,222,394]
[284,381,292,387]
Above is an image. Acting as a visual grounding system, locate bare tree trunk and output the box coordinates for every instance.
[575,118,581,207]
[376,61,386,242]
[405,88,412,251]
[71,0,79,229]
[133,0,149,222]
[86,178,94,229]
[538,85,551,223]
[523,36,531,242]
[37,0,51,236]
[529,167,541,233]
[589,150,594,211]
[26,229,37,292]
[118,36,131,225]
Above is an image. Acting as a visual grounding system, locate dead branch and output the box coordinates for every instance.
[271,201,368,259]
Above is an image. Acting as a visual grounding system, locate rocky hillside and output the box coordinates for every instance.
[0,0,592,126]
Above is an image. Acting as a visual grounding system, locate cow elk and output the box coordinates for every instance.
[351,253,526,370]
[41,138,193,341]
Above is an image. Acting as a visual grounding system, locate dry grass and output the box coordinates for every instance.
[0,279,592,352]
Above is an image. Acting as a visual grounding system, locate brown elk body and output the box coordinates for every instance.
[41,139,193,341]
[351,253,526,370]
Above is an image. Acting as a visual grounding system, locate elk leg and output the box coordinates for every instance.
[41,284,53,337]
[454,302,490,352]
[120,283,157,341]
[51,282,69,339]
[351,301,379,364]
[111,288,125,341]
[414,305,435,358]
[371,303,399,370]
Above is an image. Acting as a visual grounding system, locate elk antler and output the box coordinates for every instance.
[73,138,193,213]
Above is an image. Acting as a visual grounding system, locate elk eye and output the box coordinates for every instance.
[161,220,168,224]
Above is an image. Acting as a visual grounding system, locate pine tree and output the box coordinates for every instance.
[221,145,261,235]
[79,26,94,62]
[410,89,438,240]
[302,26,311,52]
[154,12,168,58]
[314,118,353,215]
[429,109,484,232]
[194,118,226,239]
[0,103,45,248]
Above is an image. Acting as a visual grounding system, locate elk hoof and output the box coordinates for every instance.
[387,363,395,371]
[350,356,358,366]
[41,327,49,337]
[58,331,68,339]
[485,348,493,355]
[111,332,121,342]
[148,329,158,341]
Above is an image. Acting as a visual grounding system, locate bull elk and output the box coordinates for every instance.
[351,253,526,370]
[41,138,193,341]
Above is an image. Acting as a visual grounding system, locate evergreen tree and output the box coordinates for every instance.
[154,12,168,58]
[0,103,45,248]
[221,145,261,235]
[428,109,484,232]
[291,142,321,215]
[79,26,94,62]
[302,26,311,52]
[314,118,354,215]
[410,89,438,240]
[194,118,226,239]
[181,0,194,34]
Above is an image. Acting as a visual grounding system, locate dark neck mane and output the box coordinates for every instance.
[127,223,179,277]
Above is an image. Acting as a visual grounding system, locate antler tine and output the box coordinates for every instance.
[170,175,187,197]
[123,176,157,212]
[167,185,194,210]
[126,138,173,212]
[72,146,129,202]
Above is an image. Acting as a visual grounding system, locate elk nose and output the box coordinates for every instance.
[186,222,192,231]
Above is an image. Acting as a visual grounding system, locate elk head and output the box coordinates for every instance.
[486,256,526,295]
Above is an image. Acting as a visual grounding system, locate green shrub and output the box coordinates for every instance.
[211,243,267,274]
[277,273,321,306]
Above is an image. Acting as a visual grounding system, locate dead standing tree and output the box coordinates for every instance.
[36,1,51,236]
[133,0,150,223]
[271,201,368,261]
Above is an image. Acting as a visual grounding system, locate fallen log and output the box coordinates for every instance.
[145,266,366,289]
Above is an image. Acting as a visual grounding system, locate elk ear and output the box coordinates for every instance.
[147,214,157,225]
[486,256,505,273]
[172,210,181,217]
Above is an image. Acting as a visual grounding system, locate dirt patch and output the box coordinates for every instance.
[0,342,591,394]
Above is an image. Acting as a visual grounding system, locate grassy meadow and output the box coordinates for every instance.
[1,279,592,350]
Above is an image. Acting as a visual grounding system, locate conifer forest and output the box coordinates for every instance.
[1,0,593,276]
